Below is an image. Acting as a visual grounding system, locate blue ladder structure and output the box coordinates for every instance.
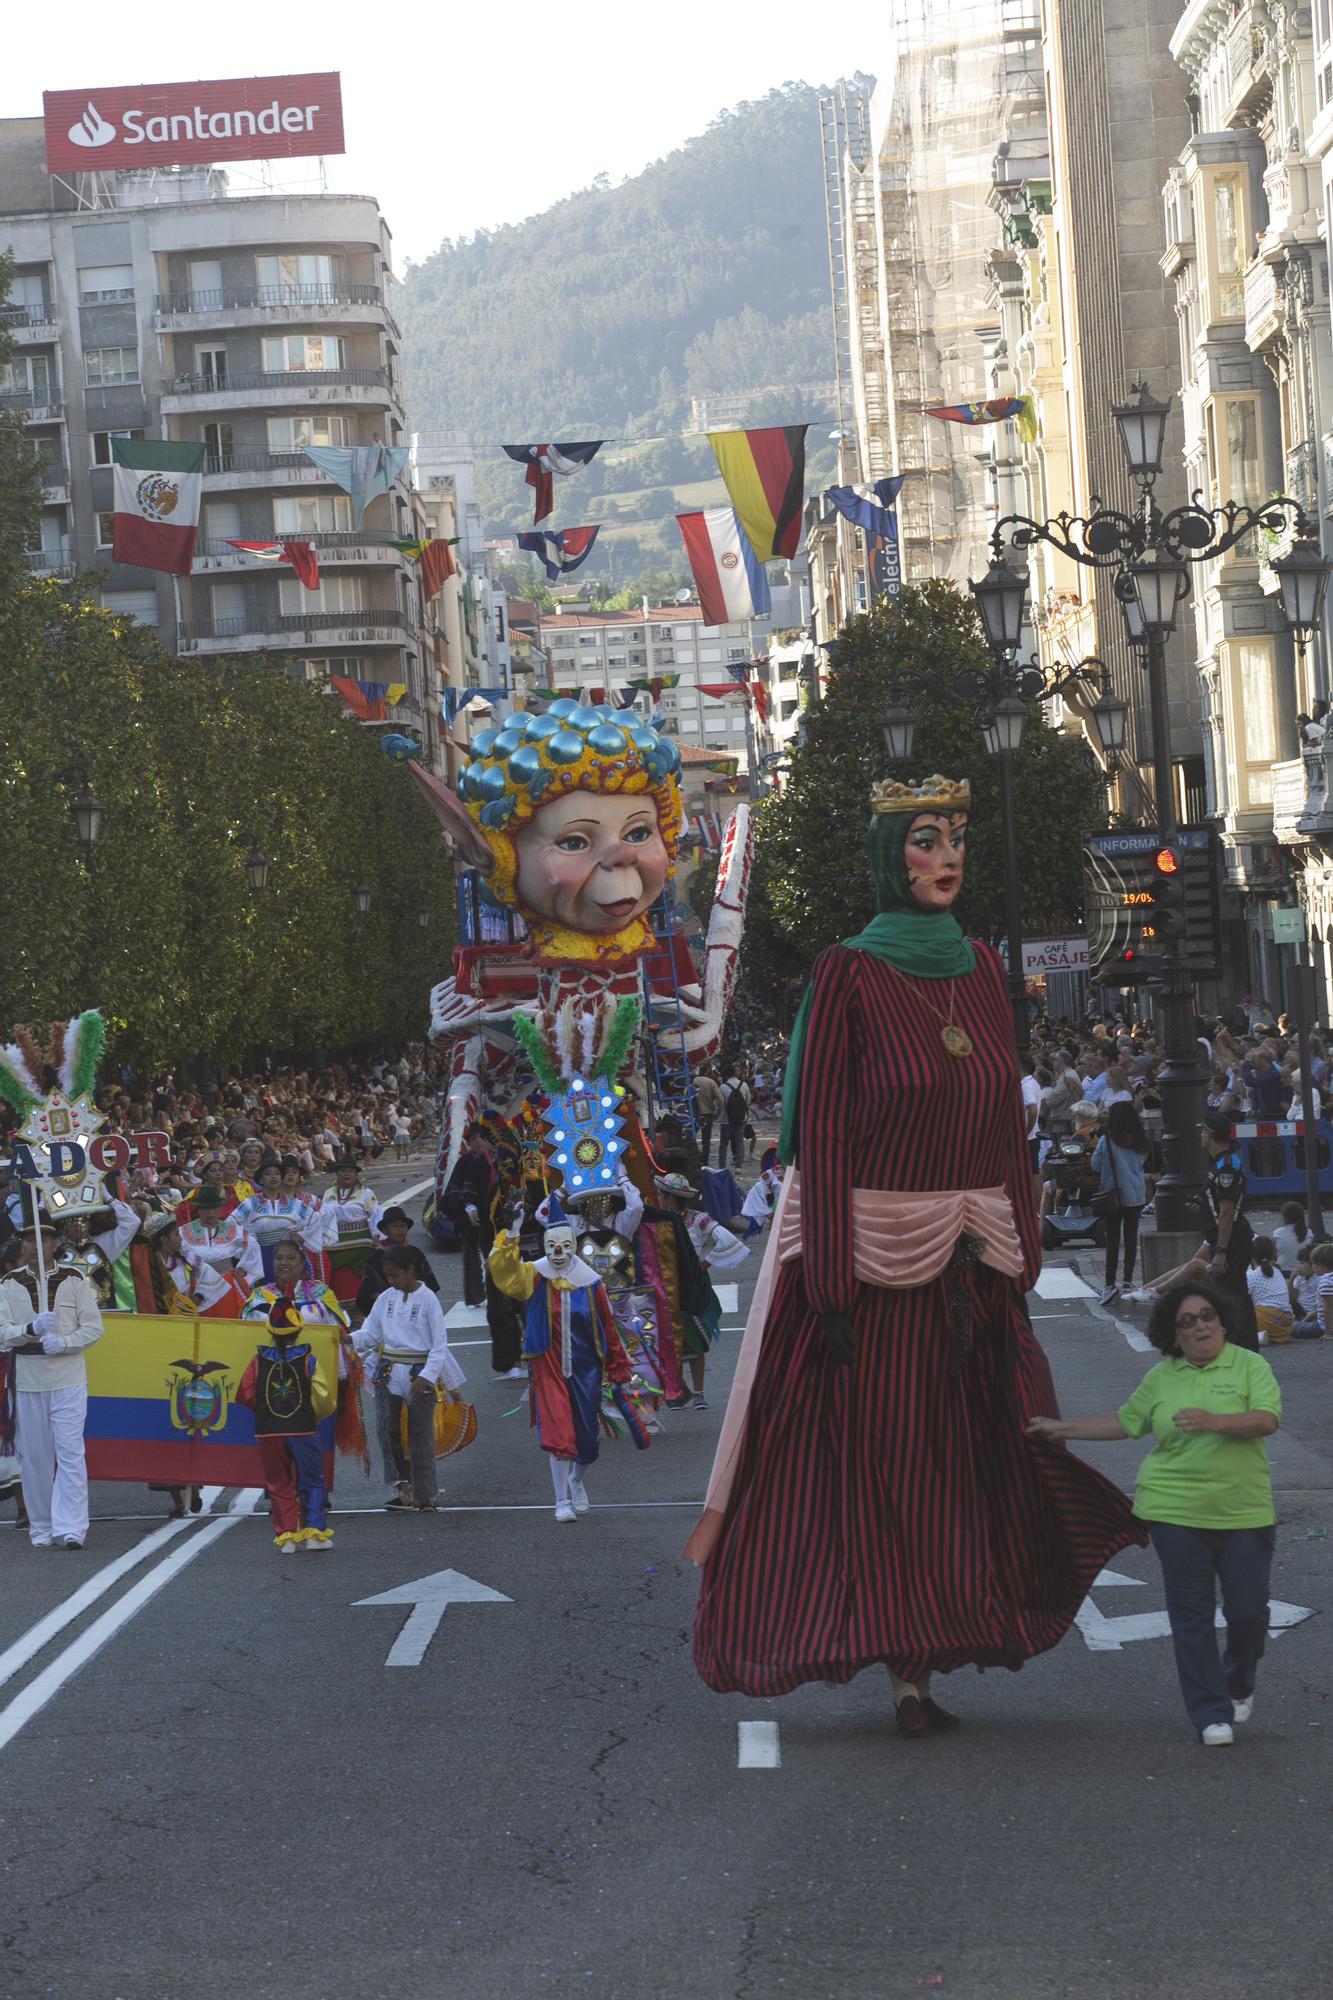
[640,889,700,1140]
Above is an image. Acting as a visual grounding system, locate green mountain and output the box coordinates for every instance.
[399,81,860,573]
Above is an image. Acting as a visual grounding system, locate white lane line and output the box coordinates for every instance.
[715,1284,740,1313]
[1033,1267,1096,1300]
[0,1516,198,1691]
[393,1177,435,1208]
[444,1302,489,1330]
[0,1514,239,1753]
[737,1719,781,1768]
[256,1498,704,1516]
[228,1488,263,1515]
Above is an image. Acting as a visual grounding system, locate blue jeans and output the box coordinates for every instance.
[1291,1316,1324,1340]
[1148,1521,1274,1731]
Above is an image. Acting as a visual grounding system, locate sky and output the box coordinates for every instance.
[6,2,873,267]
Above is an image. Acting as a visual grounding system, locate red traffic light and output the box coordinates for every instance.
[1120,947,1137,962]
[1153,845,1182,875]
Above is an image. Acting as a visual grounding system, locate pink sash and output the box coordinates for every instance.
[683,1174,1022,1565]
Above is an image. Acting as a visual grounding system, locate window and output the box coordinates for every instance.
[261,333,347,374]
[279,573,364,617]
[187,259,222,306]
[203,421,235,469]
[195,345,227,387]
[101,589,158,625]
[85,347,139,387]
[96,512,115,548]
[91,428,143,466]
[255,253,339,300]
[11,273,46,314]
[1238,641,1277,796]
[79,263,134,304]
[1,354,53,402]
[273,493,352,535]
[267,414,349,452]
[1225,399,1262,506]
[211,582,245,629]
[1213,178,1243,318]
[205,502,242,542]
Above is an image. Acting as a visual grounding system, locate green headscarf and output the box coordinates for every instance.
[778,805,975,1164]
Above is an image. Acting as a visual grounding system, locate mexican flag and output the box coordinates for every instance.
[111,438,205,575]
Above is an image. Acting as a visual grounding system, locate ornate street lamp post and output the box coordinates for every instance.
[989,380,1330,1248]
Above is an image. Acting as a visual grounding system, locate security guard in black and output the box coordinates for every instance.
[1200,1110,1259,1350]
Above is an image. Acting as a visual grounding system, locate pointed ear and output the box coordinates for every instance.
[407,763,495,873]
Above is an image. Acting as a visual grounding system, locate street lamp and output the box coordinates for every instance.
[1090,675,1130,763]
[1272,537,1331,641]
[880,706,917,763]
[983,695,1028,757]
[1112,381,1171,481]
[354,883,373,916]
[418,906,432,929]
[992,383,1324,1251]
[969,559,1029,657]
[56,763,107,850]
[244,846,270,893]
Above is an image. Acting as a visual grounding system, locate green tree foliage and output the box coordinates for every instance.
[0,253,42,592]
[752,581,1109,972]
[400,82,858,553]
[0,581,456,1070]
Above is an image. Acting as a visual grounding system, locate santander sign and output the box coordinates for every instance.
[43,74,344,175]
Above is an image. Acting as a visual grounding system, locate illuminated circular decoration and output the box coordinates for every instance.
[574,1137,603,1168]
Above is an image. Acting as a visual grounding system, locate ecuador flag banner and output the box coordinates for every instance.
[84,1316,338,1488]
[706,425,808,561]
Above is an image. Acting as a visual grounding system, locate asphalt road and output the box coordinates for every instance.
[2,1150,1330,2000]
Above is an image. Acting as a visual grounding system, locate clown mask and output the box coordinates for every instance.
[515,792,669,938]
[543,1222,578,1274]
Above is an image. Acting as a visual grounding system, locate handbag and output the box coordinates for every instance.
[1089,1139,1124,1219]
[400,1386,479,1461]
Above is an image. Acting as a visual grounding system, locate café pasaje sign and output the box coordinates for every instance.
[43,73,344,175]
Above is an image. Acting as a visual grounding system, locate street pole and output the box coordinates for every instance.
[996,752,1029,1052]
[1293,931,1326,1241]
[1143,625,1206,1241]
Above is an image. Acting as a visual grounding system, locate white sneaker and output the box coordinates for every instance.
[503,1366,526,1379]
[1231,1696,1253,1724]
[1201,1723,1234,1746]
[1098,1285,1119,1307]
[569,1476,590,1515]
[306,1538,333,1552]
[554,1501,577,1524]
[278,1542,298,1556]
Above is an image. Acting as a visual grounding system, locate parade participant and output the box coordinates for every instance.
[1030,1280,1280,1745]
[356,1208,440,1315]
[652,1172,746,1410]
[1199,1111,1259,1349]
[151,1213,249,1319]
[442,1124,497,1308]
[231,1138,268,1201]
[566,1177,669,1415]
[352,1245,465,1512]
[242,1239,349,1341]
[0,1214,103,1550]
[179,1183,262,1292]
[320,1155,385,1306]
[232,1162,328,1280]
[688,775,1144,1729]
[235,1290,337,1553]
[175,1154,236,1224]
[489,1196,640,1523]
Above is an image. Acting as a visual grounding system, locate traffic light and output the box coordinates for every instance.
[1097,946,1148,986]
[1149,843,1187,944]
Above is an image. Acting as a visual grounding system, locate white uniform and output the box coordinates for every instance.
[352,1286,465,1400]
[0,1271,103,1547]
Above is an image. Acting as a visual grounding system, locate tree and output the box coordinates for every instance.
[0,579,457,1070]
[752,581,1109,972]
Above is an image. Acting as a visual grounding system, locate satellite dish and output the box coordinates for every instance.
[674,588,692,604]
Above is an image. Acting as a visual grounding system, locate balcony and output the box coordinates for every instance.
[175,607,412,654]
[1225,3,1270,122]
[191,532,412,572]
[38,457,69,504]
[160,367,399,416]
[26,544,73,579]
[1270,747,1333,844]
[201,448,364,490]
[1284,438,1318,517]
[0,305,59,343]
[1,390,63,425]
[1243,256,1283,353]
[154,283,399,339]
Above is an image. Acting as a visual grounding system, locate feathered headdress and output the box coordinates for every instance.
[0,1010,106,1118]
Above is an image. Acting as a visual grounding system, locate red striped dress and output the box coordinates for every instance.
[691,942,1146,1696]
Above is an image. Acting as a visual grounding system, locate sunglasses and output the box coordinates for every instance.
[1175,1306,1220,1333]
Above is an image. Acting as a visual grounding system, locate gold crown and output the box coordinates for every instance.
[870,775,972,815]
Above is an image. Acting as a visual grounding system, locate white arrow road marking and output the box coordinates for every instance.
[354,1568,513,1667]
[737,1719,781,1768]
[1076,1585,1314,1653]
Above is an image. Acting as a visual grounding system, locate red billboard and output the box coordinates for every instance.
[43,73,344,174]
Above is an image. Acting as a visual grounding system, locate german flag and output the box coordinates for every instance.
[707,425,808,561]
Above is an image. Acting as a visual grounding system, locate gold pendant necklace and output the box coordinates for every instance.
[918,979,974,1059]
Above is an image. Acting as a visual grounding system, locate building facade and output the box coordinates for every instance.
[538,607,763,767]
[0,118,430,741]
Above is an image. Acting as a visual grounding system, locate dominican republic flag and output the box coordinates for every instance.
[111,438,204,576]
[516,524,600,581]
[676,508,772,626]
[224,539,320,590]
[825,477,905,603]
[502,441,603,524]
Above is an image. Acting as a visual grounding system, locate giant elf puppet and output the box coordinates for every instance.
[408,698,751,1416]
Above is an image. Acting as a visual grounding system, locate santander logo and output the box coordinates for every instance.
[67,102,117,149]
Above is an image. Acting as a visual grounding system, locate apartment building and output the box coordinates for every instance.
[1164,0,1333,1004]
[539,607,761,766]
[0,116,427,735]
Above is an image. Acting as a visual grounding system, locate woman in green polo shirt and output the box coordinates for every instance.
[1029,1278,1280,1747]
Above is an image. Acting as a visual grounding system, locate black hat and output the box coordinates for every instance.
[1201,1109,1234,1142]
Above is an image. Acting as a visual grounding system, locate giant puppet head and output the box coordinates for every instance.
[439,702,684,963]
